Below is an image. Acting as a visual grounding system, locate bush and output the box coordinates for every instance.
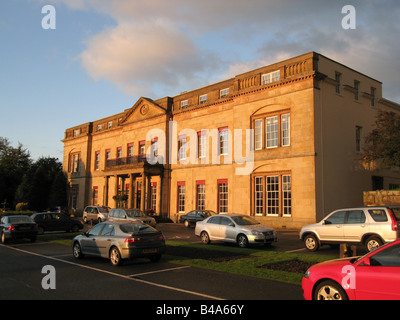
[16,202,29,211]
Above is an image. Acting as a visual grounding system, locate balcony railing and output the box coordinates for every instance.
[105,155,164,169]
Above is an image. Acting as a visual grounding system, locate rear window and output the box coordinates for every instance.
[8,216,33,223]
[368,209,388,222]
[119,223,156,234]
[390,208,400,221]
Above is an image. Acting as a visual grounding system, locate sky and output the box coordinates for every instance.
[1,0,400,161]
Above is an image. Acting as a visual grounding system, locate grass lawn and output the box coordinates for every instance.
[41,233,336,285]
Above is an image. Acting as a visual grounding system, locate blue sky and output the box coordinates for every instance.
[1,0,400,161]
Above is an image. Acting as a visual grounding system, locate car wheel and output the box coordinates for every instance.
[1,232,6,244]
[304,234,319,251]
[365,236,383,252]
[237,234,248,248]
[37,226,45,235]
[200,231,210,244]
[184,220,190,228]
[149,254,161,263]
[72,242,84,259]
[313,280,348,300]
[110,246,123,266]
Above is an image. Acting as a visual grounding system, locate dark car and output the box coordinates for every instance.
[31,212,83,234]
[179,210,217,227]
[72,221,166,266]
[0,215,38,244]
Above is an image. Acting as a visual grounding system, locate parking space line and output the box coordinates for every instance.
[285,248,307,253]
[0,244,223,300]
[127,266,190,278]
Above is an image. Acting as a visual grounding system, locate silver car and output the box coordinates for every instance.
[107,208,156,227]
[83,206,110,224]
[300,206,400,252]
[195,214,277,248]
[72,221,166,266]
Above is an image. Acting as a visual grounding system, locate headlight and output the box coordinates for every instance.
[304,270,311,279]
[251,230,263,236]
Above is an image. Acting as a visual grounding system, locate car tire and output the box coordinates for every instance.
[110,246,123,266]
[237,234,249,248]
[200,231,210,245]
[313,280,348,300]
[365,236,383,252]
[304,234,319,251]
[1,232,6,244]
[72,242,84,259]
[37,226,45,235]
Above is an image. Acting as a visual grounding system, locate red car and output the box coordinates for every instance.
[302,239,400,300]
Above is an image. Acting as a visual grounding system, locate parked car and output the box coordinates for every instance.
[302,239,400,300]
[195,214,277,248]
[83,206,110,224]
[300,206,400,252]
[179,210,217,227]
[0,215,38,244]
[31,212,83,234]
[108,208,156,227]
[72,221,166,266]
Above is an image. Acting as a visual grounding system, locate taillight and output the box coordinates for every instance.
[8,225,15,231]
[158,235,165,241]
[125,237,141,243]
[388,209,398,231]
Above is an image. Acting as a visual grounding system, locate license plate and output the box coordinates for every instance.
[143,248,157,254]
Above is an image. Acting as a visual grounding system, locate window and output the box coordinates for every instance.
[178,135,187,160]
[371,87,376,106]
[254,176,264,215]
[105,149,111,163]
[335,72,342,94]
[151,182,157,211]
[253,173,292,217]
[218,179,228,214]
[254,119,263,150]
[266,116,279,148]
[73,129,80,137]
[181,100,189,109]
[198,131,206,158]
[356,126,362,152]
[177,182,186,213]
[253,112,290,149]
[92,186,98,206]
[220,88,229,99]
[326,211,346,224]
[69,153,80,173]
[196,181,205,211]
[368,209,388,222]
[354,80,360,100]
[117,147,122,158]
[97,124,102,132]
[281,114,291,147]
[139,141,145,156]
[151,138,158,157]
[262,70,280,85]
[219,127,228,155]
[108,121,113,129]
[347,210,366,224]
[127,143,134,157]
[94,151,100,170]
[199,94,208,104]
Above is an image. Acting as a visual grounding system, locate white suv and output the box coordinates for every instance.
[300,206,400,252]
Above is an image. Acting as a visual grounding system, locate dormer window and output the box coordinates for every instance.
[199,94,208,105]
[262,70,280,85]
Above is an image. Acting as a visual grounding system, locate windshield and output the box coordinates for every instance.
[126,210,145,217]
[231,216,260,226]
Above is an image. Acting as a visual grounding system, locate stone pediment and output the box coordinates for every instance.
[120,97,168,124]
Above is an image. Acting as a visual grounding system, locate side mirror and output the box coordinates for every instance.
[228,223,235,227]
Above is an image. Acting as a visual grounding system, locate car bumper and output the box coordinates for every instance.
[301,277,313,300]
[249,233,277,244]
[4,229,38,240]
[122,244,166,259]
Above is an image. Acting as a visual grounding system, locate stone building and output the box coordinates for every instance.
[62,52,400,229]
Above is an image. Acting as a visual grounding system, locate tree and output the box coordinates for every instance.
[15,157,67,211]
[0,137,31,208]
[363,110,400,168]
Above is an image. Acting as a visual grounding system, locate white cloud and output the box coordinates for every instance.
[39,0,400,102]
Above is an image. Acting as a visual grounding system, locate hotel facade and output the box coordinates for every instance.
[62,52,400,229]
